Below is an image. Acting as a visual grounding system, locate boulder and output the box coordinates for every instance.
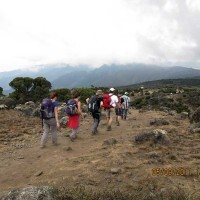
[60,116,68,128]
[135,129,170,145]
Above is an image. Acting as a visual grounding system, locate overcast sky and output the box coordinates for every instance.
[0,0,200,72]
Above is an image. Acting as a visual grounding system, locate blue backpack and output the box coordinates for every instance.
[40,98,54,119]
[66,99,78,116]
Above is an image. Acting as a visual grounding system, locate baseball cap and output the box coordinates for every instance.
[109,88,115,92]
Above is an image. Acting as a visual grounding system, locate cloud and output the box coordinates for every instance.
[0,0,200,72]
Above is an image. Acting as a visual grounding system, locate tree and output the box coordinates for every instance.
[9,77,33,102]
[0,86,3,96]
[31,77,52,102]
[9,76,52,103]
[51,88,71,102]
[75,88,96,103]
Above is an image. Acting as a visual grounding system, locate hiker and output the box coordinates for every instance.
[67,91,82,141]
[121,92,130,120]
[105,88,118,131]
[40,92,60,148]
[115,92,124,126]
[86,90,103,135]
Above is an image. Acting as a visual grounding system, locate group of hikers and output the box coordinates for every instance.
[40,88,130,148]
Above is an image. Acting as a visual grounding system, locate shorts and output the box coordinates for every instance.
[107,108,115,119]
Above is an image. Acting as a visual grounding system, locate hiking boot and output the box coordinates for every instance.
[69,137,75,142]
[40,145,45,149]
[107,126,112,131]
[116,122,120,126]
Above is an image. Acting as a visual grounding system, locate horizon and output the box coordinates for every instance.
[0,62,200,73]
[0,0,200,72]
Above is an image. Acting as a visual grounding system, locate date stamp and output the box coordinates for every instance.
[152,167,200,177]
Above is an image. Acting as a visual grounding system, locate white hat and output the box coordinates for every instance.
[109,88,115,92]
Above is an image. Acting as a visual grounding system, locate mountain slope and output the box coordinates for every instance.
[52,64,200,88]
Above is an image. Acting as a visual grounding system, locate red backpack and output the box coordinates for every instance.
[103,94,112,109]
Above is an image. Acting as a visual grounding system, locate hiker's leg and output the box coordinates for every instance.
[70,128,78,139]
[50,118,57,145]
[106,109,110,124]
[41,120,50,147]
[121,108,124,119]
[124,108,128,120]
[107,109,113,130]
[92,112,100,134]
[115,108,120,126]
[91,113,97,134]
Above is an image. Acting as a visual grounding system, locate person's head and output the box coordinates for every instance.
[118,92,122,97]
[73,91,81,99]
[109,87,115,94]
[124,92,129,96]
[96,90,103,96]
[50,92,58,100]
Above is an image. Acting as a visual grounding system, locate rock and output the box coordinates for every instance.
[59,116,68,128]
[63,147,72,151]
[34,171,43,177]
[24,101,35,108]
[150,119,170,126]
[0,104,8,110]
[135,129,170,145]
[17,156,24,159]
[110,168,121,174]
[168,110,177,116]
[0,186,59,200]
[146,151,160,159]
[57,106,66,118]
[103,138,117,145]
[180,112,189,119]
[32,108,41,117]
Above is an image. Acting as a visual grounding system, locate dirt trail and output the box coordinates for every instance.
[0,109,200,196]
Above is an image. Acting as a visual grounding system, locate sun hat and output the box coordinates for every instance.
[125,92,128,95]
[96,90,103,95]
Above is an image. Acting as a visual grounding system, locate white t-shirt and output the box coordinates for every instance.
[109,93,118,108]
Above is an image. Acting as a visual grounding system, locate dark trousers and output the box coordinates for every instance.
[92,112,101,133]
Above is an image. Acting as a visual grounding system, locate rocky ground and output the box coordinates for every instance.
[0,108,200,198]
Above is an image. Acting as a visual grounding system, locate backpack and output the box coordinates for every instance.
[121,95,128,108]
[66,99,78,116]
[103,94,112,109]
[88,96,99,113]
[40,98,54,119]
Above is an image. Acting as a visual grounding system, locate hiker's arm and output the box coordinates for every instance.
[86,98,89,104]
[54,106,60,128]
[78,101,82,115]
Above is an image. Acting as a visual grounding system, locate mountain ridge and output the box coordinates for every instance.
[1,63,200,94]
